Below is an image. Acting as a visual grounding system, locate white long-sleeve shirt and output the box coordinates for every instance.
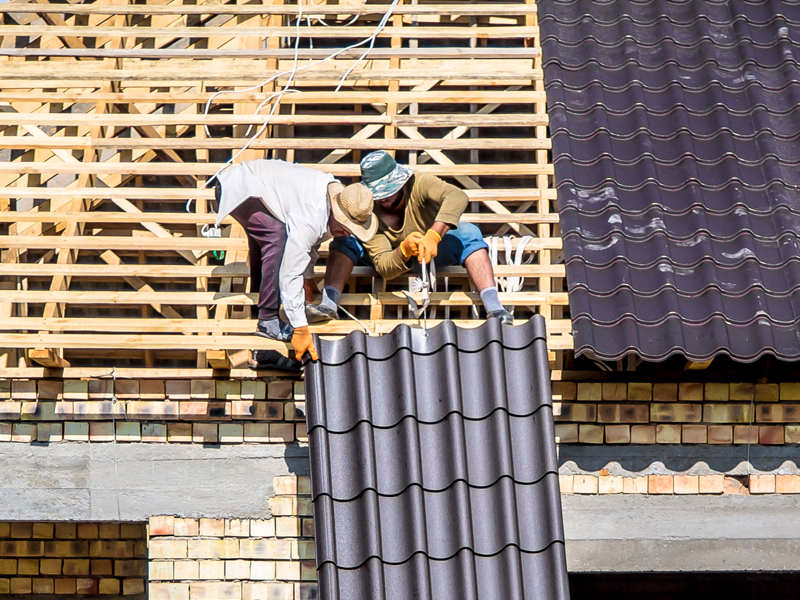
[215,160,335,329]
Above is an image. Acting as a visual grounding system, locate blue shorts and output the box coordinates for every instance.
[330,222,488,273]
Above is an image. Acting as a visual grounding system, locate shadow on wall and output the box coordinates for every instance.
[569,572,800,600]
[559,444,800,475]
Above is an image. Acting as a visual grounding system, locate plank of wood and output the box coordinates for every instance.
[0,47,539,60]
[0,316,573,334]
[0,90,546,104]
[0,211,558,225]
[0,263,566,279]
[0,234,562,252]
[0,162,552,176]
[0,4,538,16]
[1,290,569,306]
[206,349,231,369]
[0,25,539,39]
[0,136,551,151]
[28,348,70,368]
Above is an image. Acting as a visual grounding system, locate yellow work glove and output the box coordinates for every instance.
[291,326,318,361]
[417,229,441,264]
[399,231,424,259]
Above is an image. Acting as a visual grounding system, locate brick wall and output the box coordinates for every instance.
[553,381,800,445]
[0,521,146,596]
[148,476,316,600]
[0,378,305,444]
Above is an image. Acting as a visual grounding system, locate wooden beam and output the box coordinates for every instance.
[206,349,231,370]
[28,348,71,368]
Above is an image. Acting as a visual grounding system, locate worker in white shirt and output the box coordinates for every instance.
[214,159,377,365]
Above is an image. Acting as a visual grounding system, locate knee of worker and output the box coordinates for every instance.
[329,235,364,265]
[441,223,488,265]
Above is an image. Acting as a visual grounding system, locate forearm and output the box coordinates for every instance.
[431,221,451,238]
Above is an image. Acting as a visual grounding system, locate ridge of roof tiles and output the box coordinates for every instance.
[540,0,800,362]
[304,316,570,600]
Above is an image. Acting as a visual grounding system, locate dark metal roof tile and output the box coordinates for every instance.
[541,0,800,361]
[305,317,569,600]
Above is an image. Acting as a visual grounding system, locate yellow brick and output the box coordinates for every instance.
[174,519,199,537]
[298,477,311,496]
[750,474,776,494]
[730,383,755,401]
[556,403,596,423]
[275,518,300,538]
[174,561,199,580]
[0,522,9,538]
[296,541,315,561]
[250,561,277,581]
[149,582,190,600]
[578,424,603,444]
[678,383,703,401]
[198,561,225,580]
[699,475,725,494]
[190,380,216,400]
[703,404,754,423]
[240,381,266,400]
[630,425,656,444]
[149,540,188,560]
[64,422,89,441]
[78,523,99,539]
[551,382,576,401]
[32,523,53,539]
[10,523,33,538]
[269,497,297,517]
[249,520,274,538]
[656,424,681,444]
[601,383,626,401]
[653,383,677,402]
[269,423,295,443]
[123,579,146,595]
[224,520,250,538]
[199,519,224,537]
[240,539,292,561]
[216,380,241,400]
[3,541,43,557]
[273,476,298,495]
[558,475,573,494]
[573,474,598,494]
[63,380,89,400]
[276,561,301,581]
[192,424,218,444]
[268,381,293,400]
[0,560,16,575]
[0,579,9,594]
[226,560,251,580]
[190,581,242,600]
[12,423,36,442]
[650,403,702,423]
[673,475,699,494]
[187,539,238,560]
[149,516,175,536]
[577,383,602,401]
[219,423,244,444]
[32,578,54,594]
[167,423,193,443]
[40,559,61,576]
[115,560,145,578]
[54,523,76,539]
[598,475,624,494]
[17,558,38,575]
[627,383,652,401]
[623,477,648,494]
[149,561,174,581]
[704,383,729,401]
[10,578,32,594]
[99,578,120,594]
[554,424,578,443]
[780,383,800,401]
[62,559,91,576]
[755,384,780,403]
[604,425,630,444]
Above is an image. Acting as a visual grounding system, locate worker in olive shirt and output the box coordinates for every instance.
[306,150,512,324]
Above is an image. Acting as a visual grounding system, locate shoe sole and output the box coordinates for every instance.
[254,331,292,341]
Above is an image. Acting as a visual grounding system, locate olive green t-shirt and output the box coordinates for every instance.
[363,172,469,279]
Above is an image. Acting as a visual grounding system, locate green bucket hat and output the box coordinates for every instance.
[360,151,414,200]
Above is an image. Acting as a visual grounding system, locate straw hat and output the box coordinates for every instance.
[328,182,378,242]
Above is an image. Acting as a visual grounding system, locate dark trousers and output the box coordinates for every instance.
[229,196,287,321]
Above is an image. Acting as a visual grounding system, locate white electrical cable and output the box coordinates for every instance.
[187,0,402,213]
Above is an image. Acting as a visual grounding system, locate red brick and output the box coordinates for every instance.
[734,425,758,444]
[76,578,99,595]
[776,475,800,494]
[199,519,224,537]
[114,379,140,399]
[166,380,191,400]
[149,516,174,537]
[180,401,230,420]
[708,425,733,444]
[270,423,295,443]
[54,578,77,594]
[630,425,656,444]
[37,380,63,400]
[656,424,681,444]
[605,425,630,444]
[699,475,724,494]
[12,380,37,400]
[760,426,785,445]
[551,382,576,400]
[674,475,699,494]
[682,425,707,444]
[87,379,113,399]
[268,381,294,400]
[91,559,113,576]
[140,379,166,400]
[724,476,750,495]
[750,474,776,494]
[648,475,673,494]
[598,475,624,494]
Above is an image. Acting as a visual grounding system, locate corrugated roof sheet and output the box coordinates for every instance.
[304,316,569,600]
[540,0,800,362]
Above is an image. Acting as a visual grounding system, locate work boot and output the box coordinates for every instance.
[249,349,302,373]
[487,309,514,325]
[256,319,294,341]
[306,303,338,324]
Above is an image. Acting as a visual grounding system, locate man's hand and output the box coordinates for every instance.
[291,326,318,361]
[400,231,424,259]
[417,229,441,264]
[303,278,320,303]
